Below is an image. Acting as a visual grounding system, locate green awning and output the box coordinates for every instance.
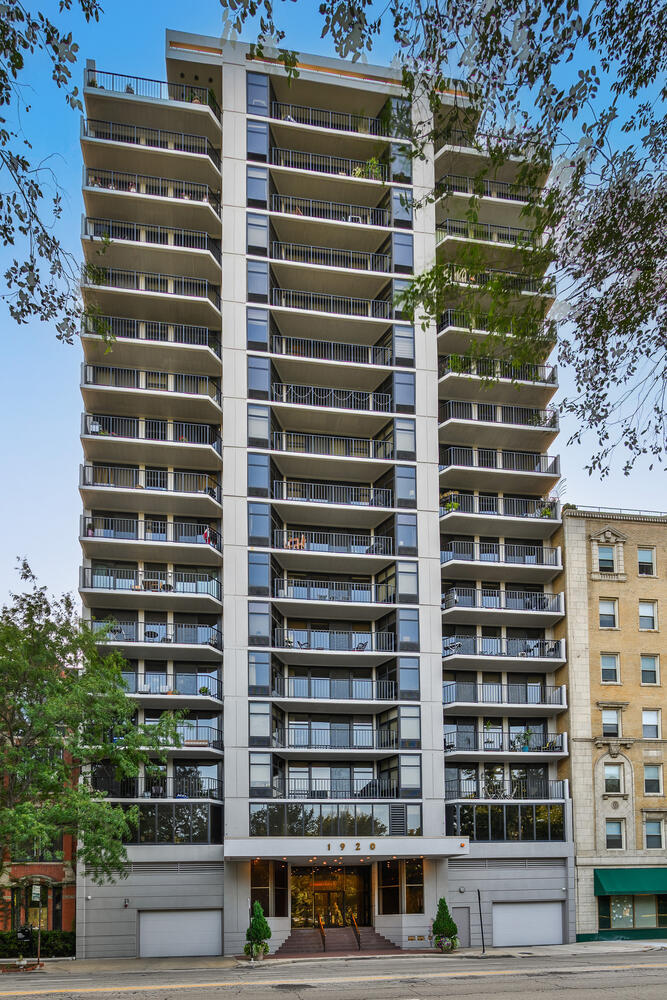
[594,869,667,896]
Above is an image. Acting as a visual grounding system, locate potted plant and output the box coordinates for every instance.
[519,726,534,751]
[245,900,271,961]
[432,897,459,952]
[199,684,211,696]
[125,83,134,94]
[483,718,496,746]
[443,496,460,513]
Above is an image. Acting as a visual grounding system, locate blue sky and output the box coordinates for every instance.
[0,0,659,602]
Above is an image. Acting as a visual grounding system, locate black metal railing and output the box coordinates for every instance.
[81,516,221,550]
[443,681,564,706]
[85,68,221,118]
[439,447,560,476]
[439,494,558,520]
[84,167,221,214]
[273,578,395,604]
[271,146,388,181]
[271,193,389,228]
[273,675,396,700]
[272,101,388,136]
[92,775,223,799]
[80,464,221,502]
[84,217,221,263]
[270,333,392,367]
[445,264,555,296]
[273,628,395,652]
[91,620,223,648]
[439,354,556,385]
[271,240,390,273]
[439,173,538,203]
[172,722,223,749]
[272,479,393,508]
[81,264,221,309]
[442,588,562,613]
[271,286,391,319]
[272,777,400,799]
[122,670,222,699]
[271,430,393,461]
[444,778,565,800]
[272,382,392,412]
[82,365,221,404]
[81,118,221,169]
[442,636,563,659]
[438,400,558,429]
[444,731,564,753]
[273,726,398,750]
[81,315,221,355]
[437,218,534,247]
[83,414,222,455]
[272,529,393,556]
[80,567,222,600]
[440,541,560,566]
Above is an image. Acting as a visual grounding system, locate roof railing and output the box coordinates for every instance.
[85,68,221,118]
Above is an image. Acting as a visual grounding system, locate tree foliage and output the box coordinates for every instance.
[245,899,272,955]
[220,0,666,475]
[0,561,180,884]
[432,896,458,944]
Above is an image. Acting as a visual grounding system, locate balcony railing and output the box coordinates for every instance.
[273,726,398,750]
[122,670,222,699]
[82,365,221,404]
[443,681,564,706]
[445,264,555,296]
[445,778,565,801]
[437,218,534,247]
[271,146,388,182]
[80,464,221,502]
[81,265,221,309]
[271,240,391,273]
[271,430,393,461]
[81,118,221,169]
[172,722,223,749]
[272,529,393,556]
[81,516,221,551]
[439,400,558,429]
[442,587,562,612]
[440,541,560,567]
[272,382,392,413]
[272,777,399,799]
[273,628,395,652]
[83,414,222,455]
[85,68,221,118]
[271,286,391,319]
[271,193,390,228]
[438,309,528,335]
[272,101,388,137]
[439,173,538,203]
[444,731,564,753]
[91,775,223,799]
[273,675,396,700]
[91,619,223,648]
[272,479,393,508]
[439,494,558,520]
[83,217,221,263]
[273,578,395,604]
[270,333,392,367]
[84,168,221,215]
[439,354,556,385]
[80,567,222,600]
[442,636,563,659]
[82,316,221,355]
[439,447,560,476]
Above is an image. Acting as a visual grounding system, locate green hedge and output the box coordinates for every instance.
[0,930,75,958]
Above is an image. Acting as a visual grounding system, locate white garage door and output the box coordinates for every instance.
[139,909,222,957]
[492,902,563,946]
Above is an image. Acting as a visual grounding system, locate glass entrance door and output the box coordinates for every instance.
[291,865,371,927]
[313,890,345,927]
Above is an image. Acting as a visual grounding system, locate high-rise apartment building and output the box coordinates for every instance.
[77,29,573,957]
[556,507,667,940]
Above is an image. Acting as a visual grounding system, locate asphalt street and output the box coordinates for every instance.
[2,952,667,999]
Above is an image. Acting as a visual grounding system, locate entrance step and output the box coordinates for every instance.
[273,926,401,956]
[274,928,325,955]
[358,927,401,951]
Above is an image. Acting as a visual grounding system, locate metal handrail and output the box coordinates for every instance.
[271,240,391,273]
[350,913,361,949]
[270,333,392,367]
[83,413,222,455]
[438,309,522,335]
[271,146,388,181]
[440,541,560,565]
[85,68,221,118]
[437,218,534,247]
[442,587,562,612]
[82,365,221,404]
[273,725,398,750]
[84,217,221,263]
[80,567,222,600]
[272,100,388,137]
[271,193,390,228]
[122,670,222,700]
[81,264,221,309]
[438,400,558,429]
[272,479,393,508]
[444,778,565,801]
[92,775,223,799]
[439,173,538,203]
[84,167,221,214]
[91,619,223,648]
[439,494,557,520]
[271,431,394,461]
[273,578,396,604]
[81,315,221,355]
[272,675,396,700]
[444,731,564,753]
[439,447,560,476]
[272,528,393,555]
[445,263,555,295]
[318,914,326,952]
[81,118,221,169]
[439,354,556,385]
[271,286,391,319]
[173,722,223,749]
[442,681,564,706]
[272,382,392,413]
[81,515,221,550]
[442,636,563,659]
[273,628,395,652]
[273,777,400,799]
[80,464,221,501]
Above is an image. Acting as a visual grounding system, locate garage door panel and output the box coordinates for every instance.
[492,902,563,946]
[139,909,222,957]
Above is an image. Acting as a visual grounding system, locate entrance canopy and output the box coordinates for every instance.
[594,868,667,896]
[225,835,468,863]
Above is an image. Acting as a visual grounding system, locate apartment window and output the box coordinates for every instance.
[248,652,270,696]
[391,188,413,228]
[247,165,269,207]
[601,653,619,683]
[247,307,269,350]
[399,706,421,748]
[249,702,271,746]
[248,503,271,546]
[398,657,420,700]
[599,599,618,628]
[604,763,622,793]
[638,547,656,576]
[249,753,272,796]
[395,465,417,508]
[393,324,415,367]
[246,72,269,115]
[639,601,657,630]
[396,561,419,604]
[602,709,620,737]
[390,143,412,183]
[248,602,271,646]
[393,372,416,413]
[605,819,623,849]
[248,355,270,399]
[642,709,660,738]
[395,513,417,556]
[247,452,270,497]
[394,418,416,460]
[598,544,615,572]
[247,404,270,448]
[646,820,663,849]
[644,764,662,794]
[247,259,269,302]
[405,859,424,913]
[247,213,269,255]
[399,755,421,796]
[379,860,400,914]
[397,608,419,651]
[392,232,414,274]
[248,552,270,596]
[641,654,659,684]
[392,278,412,320]
[247,120,269,161]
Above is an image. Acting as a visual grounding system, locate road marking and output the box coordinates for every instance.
[1,962,667,997]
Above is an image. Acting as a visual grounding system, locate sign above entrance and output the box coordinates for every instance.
[225,835,469,862]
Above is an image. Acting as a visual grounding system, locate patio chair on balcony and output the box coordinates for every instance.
[355,641,368,651]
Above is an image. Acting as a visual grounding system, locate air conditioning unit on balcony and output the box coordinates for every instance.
[348,214,362,224]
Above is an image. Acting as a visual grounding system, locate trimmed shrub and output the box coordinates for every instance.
[0,930,75,958]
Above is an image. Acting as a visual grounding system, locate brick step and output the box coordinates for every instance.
[274,925,401,956]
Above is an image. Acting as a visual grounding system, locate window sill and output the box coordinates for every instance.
[602,793,628,800]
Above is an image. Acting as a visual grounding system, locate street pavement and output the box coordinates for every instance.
[1,945,667,999]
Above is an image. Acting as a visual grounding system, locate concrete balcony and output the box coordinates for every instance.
[271,146,389,183]
[271,100,390,138]
[438,400,559,449]
[438,354,557,407]
[267,333,396,391]
[270,381,394,435]
[272,627,395,666]
[81,413,221,469]
[272,577,397,620]
[121,669,222,705]
[270,192,390,231]
[272,674,397,711]
[92,774,223,800]
[269,777,400,800]
[436,218,536,267]
[271,239,391,275]
[443,681,567,716]
[270,430,395,480]
[90,619,223,659]
[81,316,221,375]
[272,725,399,758]
[441,587,563,625]
[271,478,394,529]
[444,730,567,762]
[82,217,221,283]
[80,566,222,611]
[442,636,565,671]
[271,286,392,328]
[80,515,221,564]
[437,308,553,354]
[443,264,555,305]
[440,541,562,583]
[439,446,560,493]
[80,265,221,325]
[79,464,221,518]
[439,493,560,540]
[82,167,220,230]
[271,528,394,574]
[444,778,566,802]
[81,364,221,421]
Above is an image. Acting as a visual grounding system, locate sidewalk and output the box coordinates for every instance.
[41,956,239,975]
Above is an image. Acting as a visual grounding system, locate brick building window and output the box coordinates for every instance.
[638,547,656,576]
[601,653,619,683]
[599,599,618,628]
[641,655,659,684]
[605,819,623,849]
[646,820,663,849]
[639,601,657,630]
[645,765,662,794]
[602,709,620,737]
